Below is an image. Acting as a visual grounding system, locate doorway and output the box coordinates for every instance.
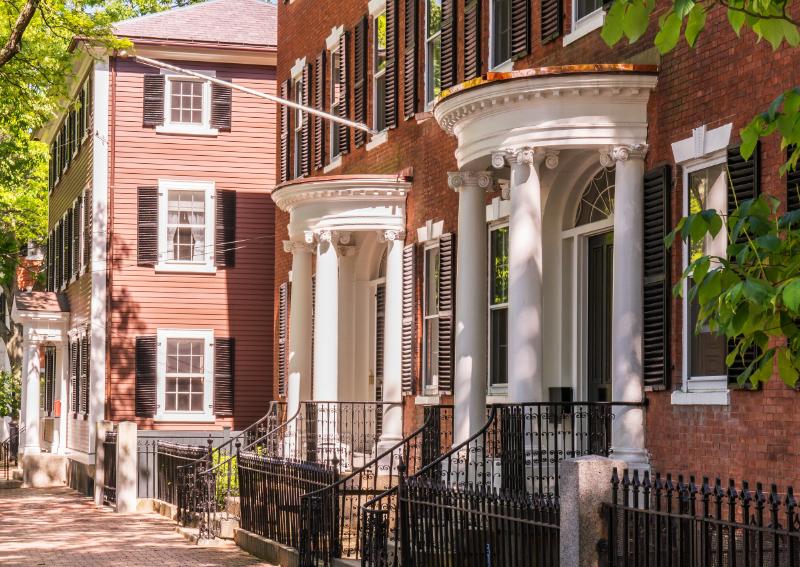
[586,230,613,403]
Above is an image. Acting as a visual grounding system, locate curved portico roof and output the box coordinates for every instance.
[433,64,659,169]
[272,172,413,240]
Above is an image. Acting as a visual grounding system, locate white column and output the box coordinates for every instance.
[492,148,550,403]
[607,144,649,467]
[449,171,492,444]
[285,241,314,418]
[378,230,405,452]
[313,230,340,403]
[55,345,67,454]
[22,340,41,454]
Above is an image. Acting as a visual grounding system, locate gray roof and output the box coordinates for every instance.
[113,0,277,47]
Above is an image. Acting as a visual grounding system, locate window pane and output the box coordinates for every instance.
[167,190,206,262]
[490,308,508,386]
[426,34,441,102]
[576,0,602,19]
[164,338,206,413]
[427,0,442,35]
[169,79,204,125]
[425,247,440,316]
[689,279,727,377]
[376,74,387,131]
[375,12,387,73]
[425,318,439,388]
[492,0,511,65]
[490,226,509,305]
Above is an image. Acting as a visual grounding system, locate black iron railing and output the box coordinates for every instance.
[299,405,453,566]
[103,431,117,505]
[604,468,800,566]
[156,440,209,506]
[1,423,21,480]
[239,452,337,548]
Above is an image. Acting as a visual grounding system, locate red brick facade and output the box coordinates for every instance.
[276,0,800,484]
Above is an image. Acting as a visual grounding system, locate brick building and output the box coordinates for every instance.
[15,0,278,491]
[273,0,800,487]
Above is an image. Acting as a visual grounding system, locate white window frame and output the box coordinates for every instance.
[562,2,605,46]
[80,189,89,275]
[422,241,441,395]
[156,179,217,274]
[489,0,513,71]
[487,220,509,395]
[155,329,215,422]
[424,0,442,109]
[156,70,219,137]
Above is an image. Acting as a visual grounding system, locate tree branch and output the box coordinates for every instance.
[718,0,800,27]
[0,0,40,68]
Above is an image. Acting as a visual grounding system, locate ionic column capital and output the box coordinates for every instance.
[600,144,648,166]
[283,240,315,254]
[305,229,351,246]
[447,171,493,192]
[491,147,558,169]
[378,229,405,243]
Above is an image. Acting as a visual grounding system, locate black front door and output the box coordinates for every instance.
[587,231,613,403]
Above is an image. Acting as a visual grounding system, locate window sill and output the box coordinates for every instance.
[563,9,606,46]
[155,262,217,274]
[490,59,514,73]
[154,414,216,423]
[671,389,730,406]
[414,395,441,406]
[486,394,508,404]
[323,155,343,174]
[366,131,389,151]
[156,124,219,137]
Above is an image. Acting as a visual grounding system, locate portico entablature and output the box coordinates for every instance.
[12,293,70,345]
[272,174,412,241]
[433,65,659,169]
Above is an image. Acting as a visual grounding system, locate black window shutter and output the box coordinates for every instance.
[463,0,482,80]
[214,337,235,417]
[403,0,418,118]
[55,222,62,290]
[83,188,92,269]
[135,336,158,418]
[337,31,351,155]
[210,82,233,132]
[354,15,369,148]
[314,52,327,170]
[401,244,416,394]
[642,165,672,390]
[72,199,81,278]
[137,186,159,267]
[788,147,800,211]
[727,142,760,385]
[143,74,165,127]
[63,209,72,285]
[541,0,563,43]
[70,340,78,414]
[48,145,55,191]
[44,347,55,416]
[47,233,54,292]
[80,335,90,415]
[301,63,312,175]
[280,79,291,183]
[385,0,399,129]
[78,86,86,142]
[510,0,531,59]
[441,0,457,91]
[278,282,290,397]
[215,189,237,267]
[437,233,456,393]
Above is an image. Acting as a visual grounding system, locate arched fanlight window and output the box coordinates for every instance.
[575,166,616,226]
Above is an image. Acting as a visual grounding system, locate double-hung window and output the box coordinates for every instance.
[374,10,388,132]
[488,224,509,391]
[425,0,442,106]
[293,77,305,178]
[157,180,216,273]
[685,162,729,383]
[157,329,214,421]
[423,244,441,393]
[160,72,216,135]
[330,43,343,159]
[490,0,512,69]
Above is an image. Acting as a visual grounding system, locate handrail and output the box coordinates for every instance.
[1,423,23,481]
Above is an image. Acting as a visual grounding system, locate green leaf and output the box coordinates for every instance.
[685,5,706,47]
[601,0,626,46]
[623,0,652,42]
[727,7,745,35]
[692,256,711,284]
[777,348,799,387]
[698,271,722,305]
[688,213,709,243]
[783,278,800,312]
[655,11,682,54]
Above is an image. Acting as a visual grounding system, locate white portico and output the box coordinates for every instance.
[273,174,412,453]
[434,65,658,466]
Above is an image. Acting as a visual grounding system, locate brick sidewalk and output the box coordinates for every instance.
[0,486,276,566]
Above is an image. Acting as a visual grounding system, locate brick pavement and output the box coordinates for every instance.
[0,486,275,566]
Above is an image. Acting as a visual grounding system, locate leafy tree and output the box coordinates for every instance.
[603,0,800,386]
[0,370,21,418]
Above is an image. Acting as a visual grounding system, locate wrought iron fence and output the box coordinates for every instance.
[103,431,117,505]
[299,405,453,566]
[604,468,800,566]
[156,440,209,506]
[1,423,21,480]
[238,452,337,548]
